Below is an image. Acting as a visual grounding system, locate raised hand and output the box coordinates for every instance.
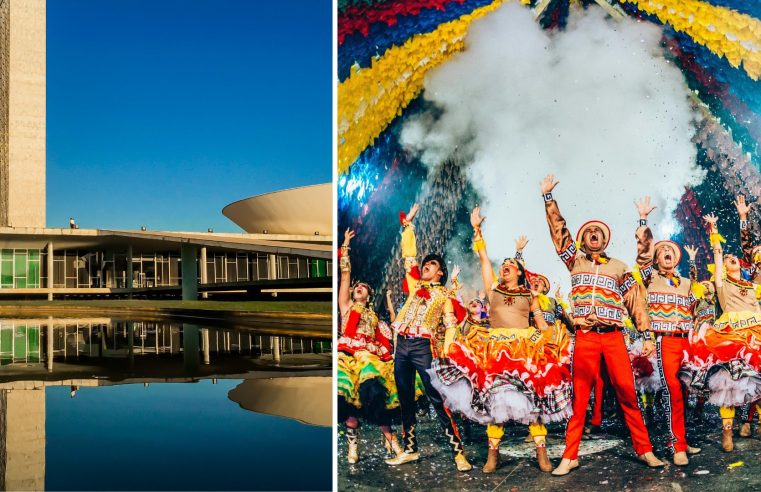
[734,195,752,219]
[703,213,719,233]
[471,206,486,229]
[515,235,529,252]
[343,228,356,247]
[634,196,657,219]
[407,203,420,223]
[451,264,461,280]
[684,244,698,260]
[540,174,559,195]
[554,283,562,300]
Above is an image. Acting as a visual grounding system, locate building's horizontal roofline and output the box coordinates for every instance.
[0,227,332,259]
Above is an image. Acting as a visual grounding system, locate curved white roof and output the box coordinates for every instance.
[222,183,331,236]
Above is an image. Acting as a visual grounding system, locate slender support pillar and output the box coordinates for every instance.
[181,244,198,301]
[46,318,53,372]
[200,247,208,299]
[127,322,134,369]
[268,254,277,280]
[183,324,200,374]
[202,328,210,365]
[46,242,53,300]
[126,245,133,298]
[272,336,281,363]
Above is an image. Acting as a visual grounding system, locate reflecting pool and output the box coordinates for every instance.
[0,318,332,491]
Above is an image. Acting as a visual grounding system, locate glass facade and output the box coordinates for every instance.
[0,322,41,365]
[0,248,330,290]
[0,249,41,288]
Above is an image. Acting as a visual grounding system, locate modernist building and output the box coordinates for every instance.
[0,0,332,300]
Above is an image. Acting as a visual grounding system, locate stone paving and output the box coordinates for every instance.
[338,408,761,491]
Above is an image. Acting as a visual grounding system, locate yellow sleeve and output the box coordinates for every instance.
[401,225,417,259]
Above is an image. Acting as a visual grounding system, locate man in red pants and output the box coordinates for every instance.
[634,196,702,465]
[540,175,665,475]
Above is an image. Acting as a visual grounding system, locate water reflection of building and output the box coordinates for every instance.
[0,319,331,371]
[228,377,331,427]
[0,317,331,490]
[0,387,45,491]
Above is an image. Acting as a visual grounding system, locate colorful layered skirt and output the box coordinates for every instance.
[337,349,423,424]
[429,325,573,425]
[687,311,761,407]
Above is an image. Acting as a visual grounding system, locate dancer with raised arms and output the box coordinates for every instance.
[540,174,665,475]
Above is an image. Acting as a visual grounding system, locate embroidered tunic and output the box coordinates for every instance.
[635,225,698,333]
[392,224,459,356]
[544,198,650,331]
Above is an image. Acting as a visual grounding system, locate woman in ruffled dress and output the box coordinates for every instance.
[337,228,402,463]
[430,207,572,474]
[690,214,761,452]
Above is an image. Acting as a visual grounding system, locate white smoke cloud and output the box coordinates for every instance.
[401,3,703,293]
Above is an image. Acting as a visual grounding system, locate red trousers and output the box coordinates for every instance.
[656,336,690,453]
[563,330,653,460]
[590,359,607,427]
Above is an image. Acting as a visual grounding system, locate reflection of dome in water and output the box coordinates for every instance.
[227,377,331,427]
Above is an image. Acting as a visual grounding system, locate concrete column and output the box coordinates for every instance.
[46,242,53,300]
[200,247,208,299]
[180,244,198,301]
[46,318,53,372]
[126,245,133,298]
[268,253,277,280]
[183,324,200,374]
[202,328,210,365]
[272,336,281,363]
[127,322,134,369]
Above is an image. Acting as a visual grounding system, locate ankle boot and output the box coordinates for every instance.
[740,422,751,437]
[482,447,499,473]
[347,427,359,464]
[722,427,734,452]
[444,426,471,471]
[536,441,552,472]
[387,434,403,456]
[385,425,420,465]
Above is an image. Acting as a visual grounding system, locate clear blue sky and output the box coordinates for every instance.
[47,0,332,232]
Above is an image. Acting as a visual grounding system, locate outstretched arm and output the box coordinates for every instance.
[634,197,656,286]
[471,207,496,294]
[338,228,356,315]
[515,235,529,262]
[541,175,576,271]
[704,214,723,289]
[735,195,755,264]
[684,245,699,282]
[385,289,396,323]
[400,203,421,293]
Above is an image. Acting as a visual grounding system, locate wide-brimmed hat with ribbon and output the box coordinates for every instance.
[654,240,682,264]
[576,220,611,252]
[526,271,550,293]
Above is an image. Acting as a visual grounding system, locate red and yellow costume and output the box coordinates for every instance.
[689,273,761,408]
[337,250,400,424]
[431,283,573,426]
